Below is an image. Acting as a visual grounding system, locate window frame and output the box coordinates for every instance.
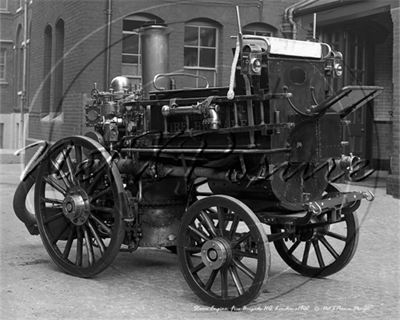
[0,48,6,81]
[0,0,8,12]
[184,22,218,87]
[121,28,142,88]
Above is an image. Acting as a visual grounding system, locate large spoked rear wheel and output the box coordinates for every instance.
[35,136,126,277]
[271,184,359,278]
[178,195,270,308]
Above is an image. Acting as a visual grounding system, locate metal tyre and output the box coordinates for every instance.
[35,136,126,277]
[271,185,359,278]
[178,195,270,308]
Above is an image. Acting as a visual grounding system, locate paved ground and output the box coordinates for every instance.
[0,163,399,320]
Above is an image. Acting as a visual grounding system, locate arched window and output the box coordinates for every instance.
[54,18,64,118]
[122,13,164,89]
[15,24,23,95]
[42,24,52,117]
[243,22,277,37]
[0,47,5,81]
[184,19,219,87]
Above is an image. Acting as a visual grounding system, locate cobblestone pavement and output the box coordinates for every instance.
[0,164,399,320]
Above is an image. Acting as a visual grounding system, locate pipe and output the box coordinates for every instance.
[21,0,28,149]
[105,0,112,90]
[283,0,318,39]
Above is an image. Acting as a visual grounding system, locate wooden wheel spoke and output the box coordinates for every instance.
[190,261,205,274]
[185,246,201,253]
[229,265,245,295]
[322,230,347,242]
[189,225,211,241]
[216,207,226,237]
[43,211,65,224]
[302,241,311,266]
[313,240,325,268]
[44,176,67,195]
[63,227,75,259]
[89,214,113,237]
[83,225,95,266]
[287,239,301,255]
[90,187,112,202]
[319,236,339,259]
[41,197,63,205]
[76,227,83,267]
[220,268,228,299]
[228,215,240,240]
[205,270,218,291]
[90,205,115,215]
[88,220,106,255]
[74,145,83,169]
[232,232,251,249]
[51,222,70,245]
[50,158,72,189]
[86,170,105,196]
[63,147,79,186]
[233,258,256,280]
[200,211,218,238]
[234,249,258,259]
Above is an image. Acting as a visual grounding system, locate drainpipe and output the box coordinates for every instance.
[105,0,112,90]
[21,0,28,149]
[282,0,318,39]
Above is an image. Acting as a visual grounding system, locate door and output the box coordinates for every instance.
[322,24,374,176]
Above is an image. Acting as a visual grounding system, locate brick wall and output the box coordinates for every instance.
[372,12,393,170]
[0,9,14,114]
[387,6,399,198]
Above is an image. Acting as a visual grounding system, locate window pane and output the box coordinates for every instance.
[0,66,4,79]
[122,55,138,64]
[0,0,7,10]
[199,48,215,68]
[255,31,271,36]
[185,26,198,46]
[200,27,216,47]
[0,50,5,64]
[184,47,198,66]
[123,34,138,54]
[123,20,143,32]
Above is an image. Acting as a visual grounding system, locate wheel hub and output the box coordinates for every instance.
[62,186,90,225]
[298,216,329,241]
[201,238,232,270]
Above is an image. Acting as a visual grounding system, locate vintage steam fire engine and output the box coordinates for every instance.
[14,7,382,308]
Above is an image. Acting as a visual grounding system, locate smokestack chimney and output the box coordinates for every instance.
[139,22,173,98]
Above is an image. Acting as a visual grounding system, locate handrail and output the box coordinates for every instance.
[153,73,209,90]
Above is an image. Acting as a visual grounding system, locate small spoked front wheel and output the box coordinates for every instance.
[178,195,270,308]
[35,136,127,277]
[271,185,359,278]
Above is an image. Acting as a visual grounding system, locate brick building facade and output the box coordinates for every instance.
[2,0,399,197]
[0,0,30,149]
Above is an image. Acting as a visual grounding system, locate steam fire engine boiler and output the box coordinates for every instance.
[13,7,382,308]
